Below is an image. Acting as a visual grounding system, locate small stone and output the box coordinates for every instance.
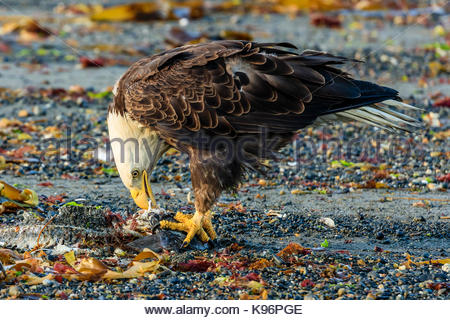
[291,189,305,195]
[17,109,28,117]
[8,286,21,297]
[437,289,446,296]
[366,292,376,300]
[69,85,85,94]
[44,279,59,286]
[258,179,268,187]
[442,263,450,273]
[114,248,126,257]
[430,151,442,157]
[319,217,335,228]
[32,105,42,116]
[337,288,346,296]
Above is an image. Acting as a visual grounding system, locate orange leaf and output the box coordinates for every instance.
[277,243,311,259]
[103,261,159,279]
[249,258,272,270]
[25,273,55,285]
[0,248,22,264]
[133,248,160,262]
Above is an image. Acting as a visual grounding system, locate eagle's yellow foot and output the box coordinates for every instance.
[160,211,216,247]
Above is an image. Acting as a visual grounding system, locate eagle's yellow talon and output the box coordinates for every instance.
[173,212,193,222]
[160,211,216,246]
[203,211,217,240]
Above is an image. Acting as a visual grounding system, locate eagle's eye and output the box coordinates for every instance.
[131,169,140,179]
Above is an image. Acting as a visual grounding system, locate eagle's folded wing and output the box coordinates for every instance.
[109,40,420,145]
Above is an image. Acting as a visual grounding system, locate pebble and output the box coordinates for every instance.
[114,248,126,257]
[43,279,58,286]
[8,286,21,297]
[442,264,450,273]
[17,109,28,117]
[376,232,385,240]
[319,217,335,228]
[366,292,376,300]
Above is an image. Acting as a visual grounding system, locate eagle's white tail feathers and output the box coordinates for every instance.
[381,99,422,111]
[314,100,422,133]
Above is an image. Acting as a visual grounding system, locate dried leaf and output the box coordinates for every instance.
[54,3,103,15]
[103,260,159,279]
[1,180,39,208]
[91,2,162,22]
[433,97,450,108]
[64,251,76,267]
[14,258,44,273]
[37,181,54,187]
[310,13,341,28]
[249,258,272,270]
[354,0,385,10]
[301,279,315,288]
[277,243,311,260]
[0,155,6,169]
[247,280,264,291]
[178,259,215,272]
[220,30,253,41]
[133,248,160,262]
[414,258,450,266]
[79,56,105,68]
[428,61,444,78]
[0,18,52,40]
[0,248,22,264]
[53,262,78,274]
[75,257,108,276]
[90,1,204,22]
[291,189,307,195]
[25,273,54,285]
[271,0,347,14]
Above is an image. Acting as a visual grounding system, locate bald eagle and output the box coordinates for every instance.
[107,41,420,247]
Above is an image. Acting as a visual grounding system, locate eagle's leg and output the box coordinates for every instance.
[202,210,217,240]
[159,157,223,246]
[159,149,238,247]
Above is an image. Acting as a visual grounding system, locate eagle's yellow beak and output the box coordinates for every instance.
[130,170,157,210]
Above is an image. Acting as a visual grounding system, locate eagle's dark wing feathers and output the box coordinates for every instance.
[114,40,403,143]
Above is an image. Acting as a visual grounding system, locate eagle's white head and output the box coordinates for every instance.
[107,111,169,210]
